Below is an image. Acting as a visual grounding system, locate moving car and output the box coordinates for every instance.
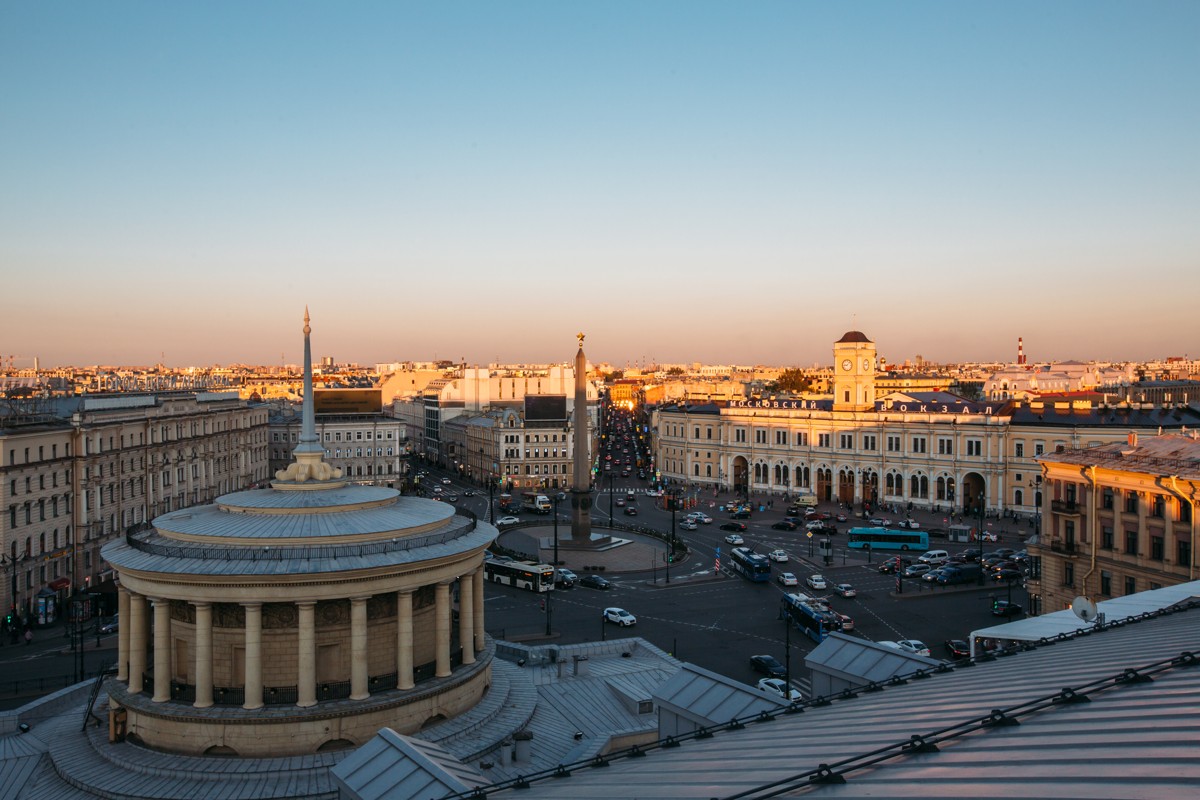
[768,549,788,562]
[806,574,827,590]
[691,512,713,524]
[771,520,798,531]
[724,533,745,545]
[756,678,802,702]
[679,519,698,531]
[903,563,931,578]
[99,615,119,634]
[944,639,970,659]
[730,509,752,519]
[603,607,637,626]
[441,478,452,485]
[836,612,855,631]
[777,572,799,587]
[992,600,1023,617]
[750,654,786,678]
[833,583,856,598]
[579,574,612,590]
[495,516,521,526]
[556,568,577,588]
[623,506,638,516]
[868,517,891,526]
[720,522,747,533]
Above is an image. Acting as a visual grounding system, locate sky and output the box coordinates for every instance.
[2,1,1198,369]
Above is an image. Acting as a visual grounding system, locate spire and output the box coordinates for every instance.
[295,306,321,454]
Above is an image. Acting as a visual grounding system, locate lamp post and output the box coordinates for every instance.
[977,490,986,585]
[1029,475,1042,536]
[552,494,560,567]
[666,491,676,584]
[783,600,792,695]
[608,471,615,521]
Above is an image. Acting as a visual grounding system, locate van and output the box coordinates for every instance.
[937,563,981,585]
[918,549,949,566]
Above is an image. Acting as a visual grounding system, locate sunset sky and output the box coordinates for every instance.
[2,2,1197,368]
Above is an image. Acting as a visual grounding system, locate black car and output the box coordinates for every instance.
[623,506,638,516]
[730,509,752,519]
[720,522,747,533]
[992,600,1023,617]
[956,550,980,562]
[809,523,838,535]
[579,574,612,590]
[750,654,787,678]
[771,520,798,531]
[944,639,970,659]
[877,557,912,574]
[993,569,1024,584]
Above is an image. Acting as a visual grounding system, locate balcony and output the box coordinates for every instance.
[1049,539,1078,556]
[1051,500,1081,516]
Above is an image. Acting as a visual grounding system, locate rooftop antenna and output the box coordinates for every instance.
[1072,595,1102,626]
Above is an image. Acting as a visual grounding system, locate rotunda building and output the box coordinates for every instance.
[100,313,497,757]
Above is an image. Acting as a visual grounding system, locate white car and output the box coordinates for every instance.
[441,478,452,485]
[495,516,520,526]
[692,513,713,524]
[900,519,921,529]
[836,612,855,631]
[868,517,890,526]
[679,519,698,531]
[756,678,802,702]
[724,533,745,545]
[805,520,826,530]
[806,574,827,590]
[777,572,799,587]
[603,607,637,627]
[895,639,931,656]
[768,549,788,563]
[833,583,856,598]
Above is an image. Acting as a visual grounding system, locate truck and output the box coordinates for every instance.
[498,493,518,513]
[521,492,551,514]
[790,490,818,508]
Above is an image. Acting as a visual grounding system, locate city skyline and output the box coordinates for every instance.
[3,2,1198,367]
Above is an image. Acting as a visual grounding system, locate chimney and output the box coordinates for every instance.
[1127,431,1138,447]
[1017,337,1025,366]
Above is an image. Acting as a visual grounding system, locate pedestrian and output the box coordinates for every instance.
[24,628,33,645]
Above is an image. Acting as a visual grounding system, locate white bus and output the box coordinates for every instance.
[483,559,556,592]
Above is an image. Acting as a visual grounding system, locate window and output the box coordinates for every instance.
[1178,539,1192,569]
[1014,442,1024,458]
[863,434,876,451]
[1034,442,1044,456]
[734,429,746,443]
[1124,529,1138,555]
[1064,563,1074,587]
[795,431,808,446]
[1151,535,1164,560]
[839,433,853,449]
[1101,526,1113,550]
[775,430,787,445]
[1124,576,1136,595]
[1151,495,1165,518]
[694,427,700,440]
[1100,570,1111,596]
[754,429,767,444]
[911,437,927,454]
[1124,491,1138,514]
[887,435,901,453]
[1102,488,1114,510]
[818,433,831,448]
[966,439,982,457]
[937,437,953,455]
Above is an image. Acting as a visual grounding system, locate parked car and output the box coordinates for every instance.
[833,583,856,598]
[992,600,1023,617]
[771,520,798,531]
[603,607,637,626]
[756,678,802,702]
[777,572,799,587]
[579,574,612,590]
[750,654,787,678]
[723,533,745,545]
[768,549,789,563]
[806,574,827,590]
[899,519,921,529]
[495,516,521,526]
[944,639,970,659]
[720,522,747,533]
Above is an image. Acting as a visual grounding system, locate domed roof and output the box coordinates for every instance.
[836,330,873,344]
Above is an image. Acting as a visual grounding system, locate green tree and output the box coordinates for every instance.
[773,368,811,394]
[666,366,685,376]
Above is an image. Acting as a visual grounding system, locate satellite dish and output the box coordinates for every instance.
[1072,596,1099,623]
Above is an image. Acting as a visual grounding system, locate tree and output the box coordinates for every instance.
[772,368,811,394]
[666,366,685,376]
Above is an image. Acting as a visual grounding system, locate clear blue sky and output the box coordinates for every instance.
[2,1,1197,368]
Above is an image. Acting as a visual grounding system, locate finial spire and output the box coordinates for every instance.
[577,332,585,349]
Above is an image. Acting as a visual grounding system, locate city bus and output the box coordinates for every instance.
[483,559,556,592]
[782,592,842,643]
[846,527,930,551]
[729,547,772,583]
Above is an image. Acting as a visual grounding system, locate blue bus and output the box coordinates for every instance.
[730,547,772,582]
[782,593,842,643]
[846,527,930,551]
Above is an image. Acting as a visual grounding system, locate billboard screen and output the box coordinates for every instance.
[313,389,382,415]
[525,394,566,421]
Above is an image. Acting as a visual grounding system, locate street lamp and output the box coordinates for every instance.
[1029,475,1043,535]
[552,494,560,567]
[977,490,986,585]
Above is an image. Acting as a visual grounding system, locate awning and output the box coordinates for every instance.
[48,577,71,591]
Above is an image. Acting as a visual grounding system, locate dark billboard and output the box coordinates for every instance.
[525,395,566,421]
[313,389,382,415]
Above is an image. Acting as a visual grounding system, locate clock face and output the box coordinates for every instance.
[841,359,852,371]
[863,359,871,371]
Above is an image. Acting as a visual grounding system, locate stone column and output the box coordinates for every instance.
[473,568,485,652]
[396,590,414,690]
[242,602,263,710]
[193,602,213,709]
[458,574,475,665]
[116,587,131,681]
[152,598,171,702]
[128,592,147,694]
[435,581,452,678]
[297,601,316,708]
[350,596,369,700]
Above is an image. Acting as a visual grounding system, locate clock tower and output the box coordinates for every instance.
[832,331,876,412]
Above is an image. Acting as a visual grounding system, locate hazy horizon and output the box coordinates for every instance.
[3,2,1198,367]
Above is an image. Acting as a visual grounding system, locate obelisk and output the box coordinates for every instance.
[568,333,592,540]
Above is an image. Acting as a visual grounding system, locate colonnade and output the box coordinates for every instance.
[116,567,485,709]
